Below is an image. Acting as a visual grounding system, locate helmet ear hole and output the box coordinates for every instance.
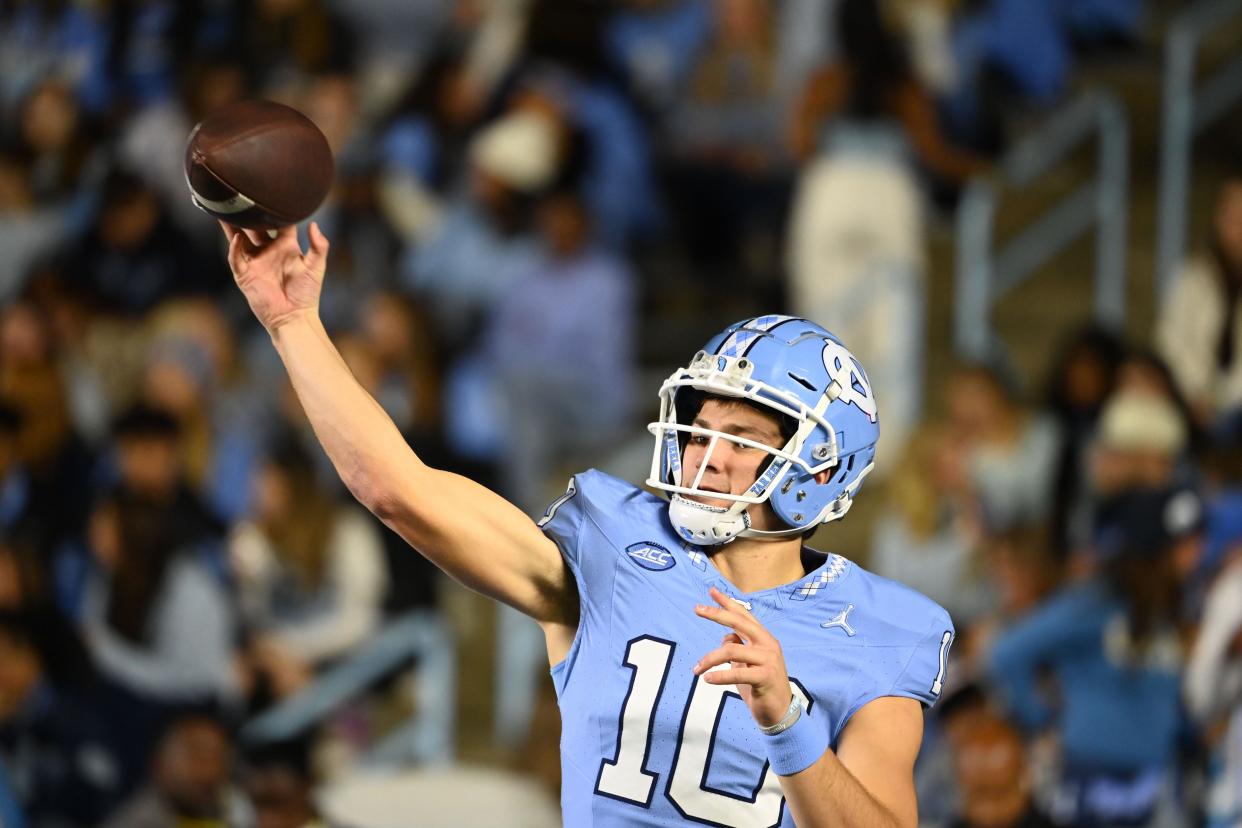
[831,454,855,485]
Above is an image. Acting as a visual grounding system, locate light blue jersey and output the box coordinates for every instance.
[541,470,955,827]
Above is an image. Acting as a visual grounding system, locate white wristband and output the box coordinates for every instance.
[759,695,802,735]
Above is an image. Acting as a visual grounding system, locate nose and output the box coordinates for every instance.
[685,436,731,487]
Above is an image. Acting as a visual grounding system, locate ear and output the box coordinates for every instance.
[813,467,833,485]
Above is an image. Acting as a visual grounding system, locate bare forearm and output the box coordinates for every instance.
[270,314,425,505]
[781,748,909,828]
[222,224,570,621]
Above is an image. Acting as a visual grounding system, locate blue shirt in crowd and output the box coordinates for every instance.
[989,580,1183,773]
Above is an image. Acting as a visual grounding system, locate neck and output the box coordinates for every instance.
[708,536,807,593]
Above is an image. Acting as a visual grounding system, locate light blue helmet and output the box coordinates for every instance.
[646,315,879,545]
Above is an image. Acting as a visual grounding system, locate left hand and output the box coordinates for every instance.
[693,586,793,729]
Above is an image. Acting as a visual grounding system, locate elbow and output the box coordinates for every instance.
[345,464,400,519]
[359,482,404,523]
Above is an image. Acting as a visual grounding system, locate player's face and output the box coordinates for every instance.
[683,399,785,519]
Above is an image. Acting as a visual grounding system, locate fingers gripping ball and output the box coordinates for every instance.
[185,100,334,231]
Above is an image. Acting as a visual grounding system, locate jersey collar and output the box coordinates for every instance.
[678,542,852,618]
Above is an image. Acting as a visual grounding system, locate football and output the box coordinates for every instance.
[184,100,334,231]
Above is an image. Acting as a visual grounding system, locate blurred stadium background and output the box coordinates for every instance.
[3,0,1242,825]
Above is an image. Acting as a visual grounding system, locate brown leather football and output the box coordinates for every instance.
[184,100,334,230]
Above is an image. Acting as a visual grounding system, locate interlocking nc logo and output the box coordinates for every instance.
[821,603,857,636]
[626,542,676,571]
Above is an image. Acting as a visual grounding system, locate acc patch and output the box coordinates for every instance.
[626,541,676,571]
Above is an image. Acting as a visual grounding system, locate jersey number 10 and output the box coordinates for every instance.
[595,636,811,827]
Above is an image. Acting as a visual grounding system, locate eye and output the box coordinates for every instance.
[689,435,710,446]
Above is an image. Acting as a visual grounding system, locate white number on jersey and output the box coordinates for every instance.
[597,637,810,827]
[596,637,675,805]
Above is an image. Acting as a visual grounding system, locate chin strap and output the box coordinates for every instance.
[668,495,751,545]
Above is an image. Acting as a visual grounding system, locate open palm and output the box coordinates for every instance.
[221,221,330,332]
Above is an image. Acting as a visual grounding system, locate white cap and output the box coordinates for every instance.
[468,110,559,194]
[1096,391,1187,456]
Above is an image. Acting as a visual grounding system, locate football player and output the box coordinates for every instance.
[220,222,954,827]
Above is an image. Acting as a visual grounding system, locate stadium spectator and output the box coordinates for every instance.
[945,364,1059,532]
[787,0,985,471]
[117,52,253,247]
[104,404,225,549]
[400,106,547,341]
[870,422,991,625]
[483,185,637,512]
[1044,325,1125,556]
[13,74,105,206]
[1076,390,1191,558]
[1092,392,1188,494]
[1158,173,1242,427]
[78,489,240,706]
[143,298,274,523]
[511,60,663,250]
[355,291,442,442]
[1184,424,1242,826]
[0,300,94,546]
[376,51,486,247]
[658,0,793,298]
[989,485,1204,827]
[100,710,247,828]
[0,146,82,304]
[240,738,333,828]
[61,168,228,315]
[0,0,108,116]
[0,610,123,828]
[947,714,1056,828]
[229,438,387,701]
[236,0,356,99]
[606,0,711,117]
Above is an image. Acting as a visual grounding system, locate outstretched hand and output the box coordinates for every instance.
[220,221,329,333]
[693,586,794,729]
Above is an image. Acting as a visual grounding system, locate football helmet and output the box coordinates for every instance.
[647,315,879,545]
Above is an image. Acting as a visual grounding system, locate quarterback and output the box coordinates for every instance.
[220,222,954,827]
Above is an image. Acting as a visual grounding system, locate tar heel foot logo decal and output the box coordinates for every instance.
[821,603,857,636]
[626,542,676,571]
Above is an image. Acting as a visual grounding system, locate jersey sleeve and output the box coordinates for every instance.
[536,469,633,593]
[831,596,956,745]
[537,475,587,570]
[890,608,956,707]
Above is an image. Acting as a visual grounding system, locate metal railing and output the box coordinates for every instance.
[955,89,1129,360]
[1156,0,1242,300]
[241,611,456,766]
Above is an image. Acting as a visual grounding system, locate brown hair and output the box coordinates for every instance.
[1105,552,1181,655]
[103,492,177,645]
[259,441,334,590]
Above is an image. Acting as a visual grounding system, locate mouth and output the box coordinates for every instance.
[684,486,734,509]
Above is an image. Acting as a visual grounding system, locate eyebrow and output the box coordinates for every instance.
[692,417,781,443]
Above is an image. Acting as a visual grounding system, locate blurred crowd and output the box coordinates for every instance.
[7,0,1241,827]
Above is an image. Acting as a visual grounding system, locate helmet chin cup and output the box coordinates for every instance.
[669,494,750,546]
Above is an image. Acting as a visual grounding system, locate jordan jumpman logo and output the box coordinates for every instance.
[821,603,857,636]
